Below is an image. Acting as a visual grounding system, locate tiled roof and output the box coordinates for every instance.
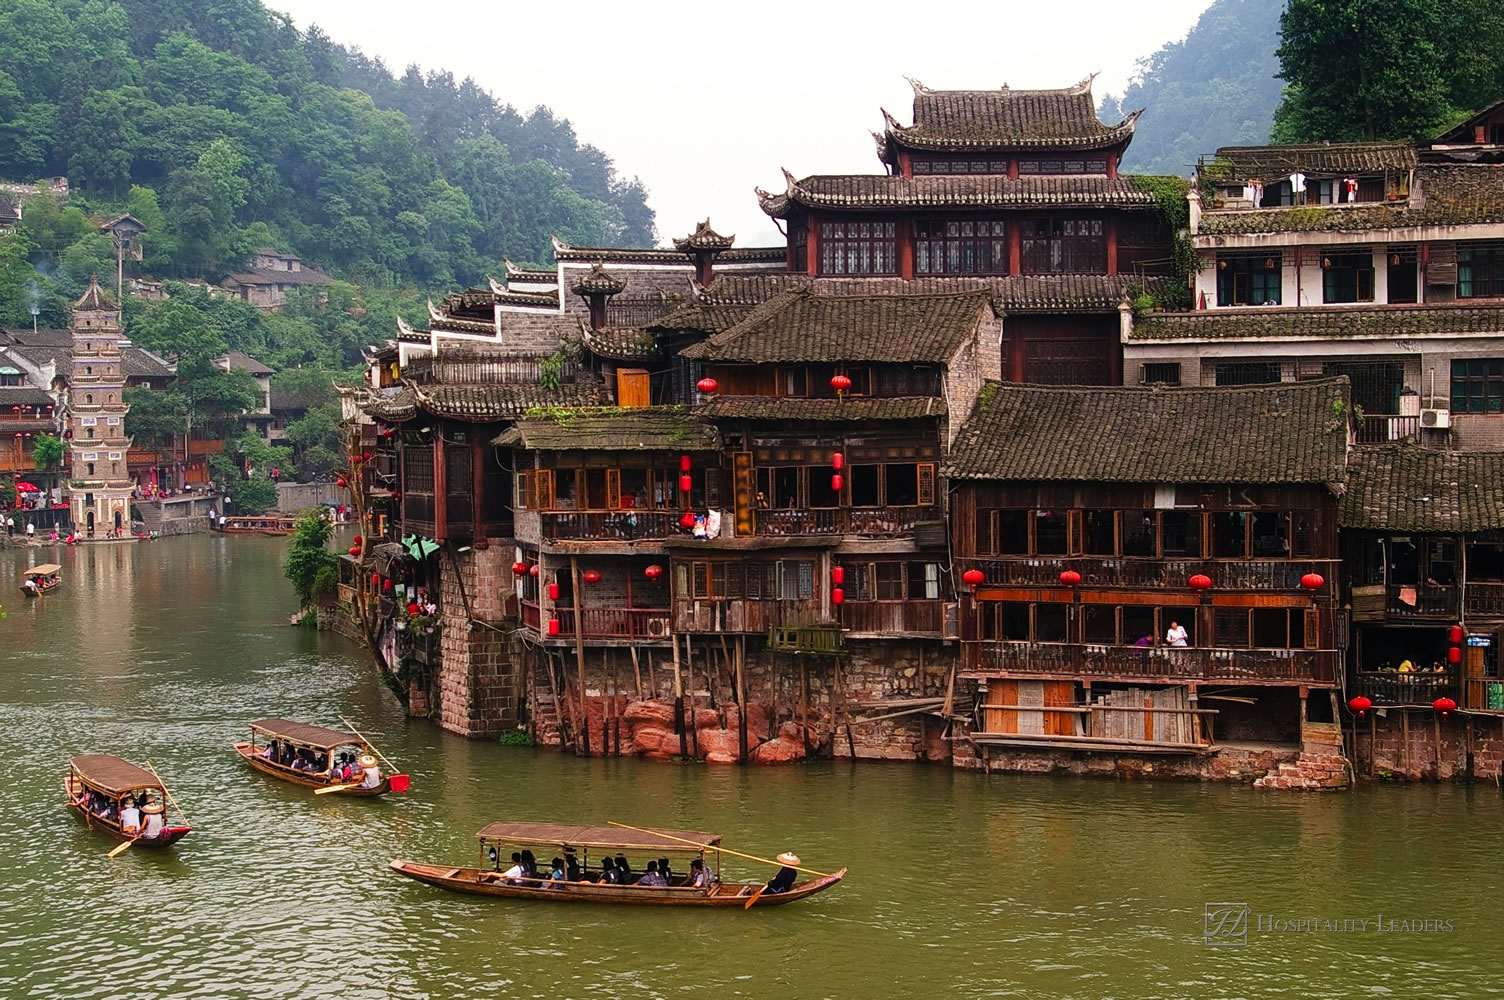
[0,196,18,222]
[811,274,1161,314]
[0,386,55,407]
[1198,164,1504,236]
[219,350,273,376]
[568,263,628,296]
[581,324,660,362]
[1132,303,1504,342]
[75,276,115,311]
[1341,446,1504,532]
[680,288,993,363]
[698,395,946,423]
[885,79,1138,152]
[759,172,1153,218]
[946,378,1350,485]
[221,266,333,287]
[365,376,605,422]
[1210,142,1418,178]
[121,347,173,379]
[551,237,786,266]
[495,407,719,451]
[672,219,734,252]
[649,274,812,333]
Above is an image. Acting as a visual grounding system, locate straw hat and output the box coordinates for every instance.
[358,754,377,768]
[141,801,164,815]
[776,852,801,866]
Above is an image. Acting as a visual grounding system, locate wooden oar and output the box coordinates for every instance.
[607,821,833,879]
[338,715,399,771]
[108,835,139,859]
[313,783,359,795]
[743,884,768,909]
[145,763,188,827]
[339,715,410,793]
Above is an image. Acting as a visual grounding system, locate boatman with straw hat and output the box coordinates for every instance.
[355,753,381,789]
[765,852,800,894]
[140,799,166,840]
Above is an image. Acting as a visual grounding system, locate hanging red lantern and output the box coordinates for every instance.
[352,535,363,548]
[348,546,360,556]
[680,474,693,493]
[583,569,602,584]
[696,377,718,394]
[831,452,844,471]
[830,374,852,394]
[680,511,697,529]
[831,566,845,585]
[383,579,393,593]
[1448,645,1462,664]
[680,455,692,473]
[370,572,380,588]
[407,602,420,615]
[831,473,843,492]
[336,477,347,488]
[529,564,540,577]
[512,561,528,576]
[1059,570,1082,587]
[361,451,372,461]
[831,587,844,605]
[644,564,663,580]
[547,582,560,601]
[1300,573,1324,592]
[1348,696,1372,718]
[1189,574,1213,591]
[1448,625,1464,645]
[962,568,985,587]
[1433,696,1457,715]
[548,618,561,637]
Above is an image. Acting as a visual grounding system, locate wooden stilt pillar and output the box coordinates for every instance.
[672,632,687,758]
[736,635,748,761]
[570,556,590,757]
[630,646,643,701]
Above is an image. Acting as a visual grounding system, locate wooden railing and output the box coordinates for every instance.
[965,641,1336,683]
[541,510,679,541]
[521,600,541,630]
[963,557,1340,591]
[1464,581,1504,616]
[841,600,945,635]
[756,505,941,538]
[1352,671,1458,707]
[1386,583,1458,617]
[525,603,672,640]
[1465,678,1504,712]
[674,597,830,634]
[1356,414,1418,444]
[404,353,578,385]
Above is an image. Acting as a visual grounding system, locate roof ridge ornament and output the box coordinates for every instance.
[904,76,930,96]
[1068,72,1099,96]
[880,108,903,131]
[672,218,735,252]
[569,261,629,297]
[486,275,506,295]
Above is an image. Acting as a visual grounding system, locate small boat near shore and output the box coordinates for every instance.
[20,563,61,596]
[233,718,409,796]
[390,821,846,907]
[212,514,299,535]
[64,754,191,850]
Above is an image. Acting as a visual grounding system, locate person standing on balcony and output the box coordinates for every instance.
[1166,621,1188,647]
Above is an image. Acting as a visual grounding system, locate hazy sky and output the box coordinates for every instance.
[269,0,1214,248]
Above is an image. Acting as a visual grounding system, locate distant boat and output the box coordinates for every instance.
[213,514,299,535]
[390,820,846,907]
[233,718,408,797]
[64,754,191,849]
[20,563,61,596]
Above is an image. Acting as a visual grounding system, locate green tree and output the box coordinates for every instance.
[30,433,64,500]
[123,385,187,467]
[283,508,337,607]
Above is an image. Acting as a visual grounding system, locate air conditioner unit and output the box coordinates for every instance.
[1420,408,1451,429]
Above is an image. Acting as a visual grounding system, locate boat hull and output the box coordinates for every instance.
[388,860,846,907]
[233,742,390,796]
[62,778,190,848]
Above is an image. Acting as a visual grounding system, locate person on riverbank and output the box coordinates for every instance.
[765,853,800,894]
[4,514,12,536]
[24,521,33,538]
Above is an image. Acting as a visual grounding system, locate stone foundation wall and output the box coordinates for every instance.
[1349,710,1504,782]
[964,739,1302,783]
[435,545,523,737]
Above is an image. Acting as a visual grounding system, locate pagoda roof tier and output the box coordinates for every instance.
[580,323,660,362]
[568,262,630,297]
[758,170,1154,218]
[74,275,117,311]
[878,76,1140,163]
[672,219,735,252]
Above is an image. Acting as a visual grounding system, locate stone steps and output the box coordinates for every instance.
[1254,750,1351,791]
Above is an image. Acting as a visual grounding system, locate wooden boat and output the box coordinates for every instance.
[64,754,191,848]
[233,718,406,796]
[213,514,299,536]
[20,563,61,596]
[389,821,847,907]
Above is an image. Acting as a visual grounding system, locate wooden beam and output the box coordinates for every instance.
[570,556,590,757]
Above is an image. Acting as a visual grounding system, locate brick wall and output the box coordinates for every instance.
[1351,709,1504,781]
[435,544,523,737]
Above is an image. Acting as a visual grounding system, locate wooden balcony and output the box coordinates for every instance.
[1464,581,1504,617]
[541,510,678,542]
[964,641,1337,685]
[1464,677,1504,712]
[840,599,948,636]
[523,601,672,641]
[1351,670,1457,708]
[755,505,940,538]
[963,556,1340,591]
[674,597,830,634]
[1384,583,1459,618]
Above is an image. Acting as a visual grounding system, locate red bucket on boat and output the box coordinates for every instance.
[389,773,411,794]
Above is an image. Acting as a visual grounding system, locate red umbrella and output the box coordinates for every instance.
[15,482,38,493]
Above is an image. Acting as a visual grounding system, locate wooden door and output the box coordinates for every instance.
[617,369,651,408]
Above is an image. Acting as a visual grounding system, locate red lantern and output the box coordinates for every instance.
[352,535,363,548]
[383,579,393,593]
[348,546,360,556]
[548,618,561,637]
[1300,573,1324,592]
[1448,645,1462,664]
[1189,574,1213,591]
[547,582,560,601]
[831,473,843,492]
[831,452,844,471]
[644,564,663,580]
[831,566,845,585]
[962,568,985,587]
[583,569,602,584]
[529,564,539,577]
[512,561,528,576]
[370,572,380,588]
[680,511,697,529]
[1448,625,1464,644]
[830,374,852,394]
[1348,696,1372,717]
[680,474,693,493]
[680,455,691,473]
[1059,570,1082,587]
[696,377,718,394]
[362,452,372,461]
[336,477,347,488]
[831,587,844,605]
[407,602,420,615]
[1433,696,1457,715]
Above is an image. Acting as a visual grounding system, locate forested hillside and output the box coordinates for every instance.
[1100,0,1286,176]
[0,0,652,290]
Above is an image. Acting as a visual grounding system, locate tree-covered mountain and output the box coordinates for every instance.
[1100,0,1287,176]
[0,0,654,288]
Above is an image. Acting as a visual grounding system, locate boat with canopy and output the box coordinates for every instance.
[64,754,191,850]
[20,563,61,596]
[212,514,299,535]
[233,717,410,796]
[389,820,846,906]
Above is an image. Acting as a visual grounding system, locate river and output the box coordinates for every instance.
[1,536,1500,999]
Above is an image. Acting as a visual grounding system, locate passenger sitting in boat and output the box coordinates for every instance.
[596,857,618,884]
[313,752,329,772]
[519,849,537,877]
[658,857,673,884]
[548,857,566,887]
[636,861,668,887]
[614,853,633,882]
[501,852,526,884]
[765,852,800,894]
[690,858,715,888]
[140,800,165,840]
[119,796,142,836]
[259,742,275,760]
[564,850,582,881]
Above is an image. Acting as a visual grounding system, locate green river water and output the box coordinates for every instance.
[2,536,1501,1000]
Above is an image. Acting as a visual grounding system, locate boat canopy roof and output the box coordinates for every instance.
[249,718,360,750]
[70,754,163,794]
[23,564,61,578]
[475,821,721,852]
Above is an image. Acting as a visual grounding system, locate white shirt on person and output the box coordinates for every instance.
[1166,625,1188,647]
[142,812,165,839]
[361,764,381,788]
[119,806,141,832]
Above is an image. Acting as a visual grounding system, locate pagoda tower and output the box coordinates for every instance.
[67,276,134,538]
